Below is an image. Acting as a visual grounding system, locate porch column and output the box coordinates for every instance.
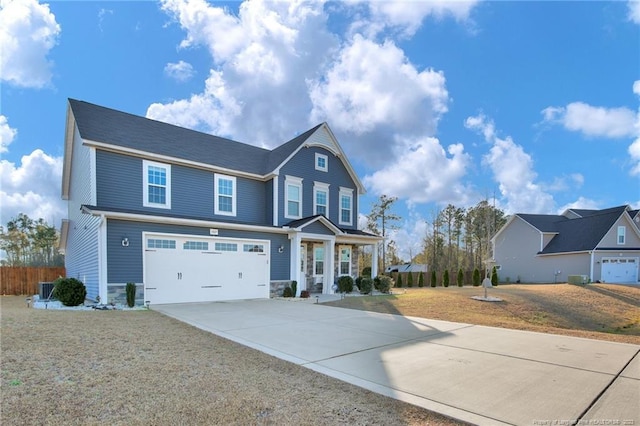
[325,240,335,294]
[371,242,379,278]
[289,233,301,296]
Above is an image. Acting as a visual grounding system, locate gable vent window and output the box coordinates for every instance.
[315,153,328,172]
[617,226,625,245]
[143,160,171,209]
[215,174,236,216]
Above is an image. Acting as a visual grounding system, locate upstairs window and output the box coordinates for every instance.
[143,160,171,209]
[315,153,328,172]
[339,187,353,225]
[215,174,236,216]
[285,176,303,219]
[617,226,625,244]
[313,182,329,216]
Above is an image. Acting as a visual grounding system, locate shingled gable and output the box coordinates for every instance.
[65,99,365,193]
[517,205,631,255]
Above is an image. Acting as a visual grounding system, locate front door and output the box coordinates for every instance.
[313,244,324,293]
[299,244,307,291]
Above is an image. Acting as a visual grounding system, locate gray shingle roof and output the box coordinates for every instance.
[518,205,629,254]
[69,99,321,176]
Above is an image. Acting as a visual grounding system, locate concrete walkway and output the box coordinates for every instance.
[152,298,640,425]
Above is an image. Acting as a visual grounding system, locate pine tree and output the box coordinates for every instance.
[472,268,481,286]
[418,272,424,287]
[457,268,464,287]
[396,273,403,288]
[430,270,437,287]
[491,266,499,286]
[443,269,449,287]
[407,272,413,288]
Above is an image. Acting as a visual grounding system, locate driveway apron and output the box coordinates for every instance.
[152,299,640,426]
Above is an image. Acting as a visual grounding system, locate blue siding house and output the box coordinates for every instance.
[60,99,381,304]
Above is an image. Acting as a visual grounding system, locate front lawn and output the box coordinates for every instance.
[324,283,640,344]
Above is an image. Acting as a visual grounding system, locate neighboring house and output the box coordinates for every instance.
[385,264,428,273]
[491,205,640,284]
[59,99,381,304]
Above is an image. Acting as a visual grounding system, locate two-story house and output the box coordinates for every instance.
[491,205,640,284]
[59,99,381,305]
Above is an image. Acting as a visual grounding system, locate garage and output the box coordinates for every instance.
[144,233,270,304]
[601,257,639,284]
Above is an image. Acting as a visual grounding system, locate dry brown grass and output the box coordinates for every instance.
[325,283,640,345]
[0,296,465,426]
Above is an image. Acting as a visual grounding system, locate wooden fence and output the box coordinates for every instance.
[0,267,66,296]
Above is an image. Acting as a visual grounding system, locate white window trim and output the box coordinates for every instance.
[143,160,171,209]
[339,187,353,226]
[285,175,303,219]
[214,173,236,216]
[315,153,328,172]
[617,226,626,245]
[339,245,352,277]
[313,181,330,216]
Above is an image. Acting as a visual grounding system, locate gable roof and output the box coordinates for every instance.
[516,205,631,254]
[65,99,365,193]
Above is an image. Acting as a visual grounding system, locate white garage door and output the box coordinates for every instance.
[601,257,638,284]
[144,233,270,304]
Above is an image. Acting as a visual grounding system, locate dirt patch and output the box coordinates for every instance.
[325,284,640,345]
[0,296,466,426]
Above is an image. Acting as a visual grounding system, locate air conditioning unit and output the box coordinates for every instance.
[39,282,56,300]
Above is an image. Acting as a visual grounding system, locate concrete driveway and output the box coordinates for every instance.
[152,298,640,425]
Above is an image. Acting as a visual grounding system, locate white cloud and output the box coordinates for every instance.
[633,80,640,96]
[365,0,478,37]
[164,60,195,82]
[363,136,471,205]
[0,0,60,88]
[541,102,636,139]
[0,149,65,227]
[151,0,337,145]
[628,0,640,24]
[0,115,17,154]
[466,114,555,214]
[558,197,602,213]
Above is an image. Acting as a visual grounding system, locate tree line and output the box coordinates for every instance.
[364,196,507,275]
[0,213,64,266]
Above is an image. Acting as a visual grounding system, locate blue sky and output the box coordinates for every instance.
[1,0,639,260]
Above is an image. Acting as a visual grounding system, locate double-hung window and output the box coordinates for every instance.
[339,187,353,225]
[285,176,303,219]
[339,246,351,276]
[215,174,236,216]
[313,182,329,217]
[617,226,626,245]
[143,160,171,209]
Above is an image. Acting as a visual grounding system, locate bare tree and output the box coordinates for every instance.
[366,195,401,272]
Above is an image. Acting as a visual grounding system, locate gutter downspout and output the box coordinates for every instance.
[98,214,108,303]
[589,250,594,283]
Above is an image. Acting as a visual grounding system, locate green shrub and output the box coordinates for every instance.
[457,268,464,287]
[472,268,481,286]
[125,282,136,308]
[374,275,393,293]
[291,280,298,296]
[361,266,372,277]
[430,270,437,287]
[396,273,403,288]
[355,276,363,291]
[282,286,293,297]
[359,277,373,294]
[443,270,449,287]
[418,272,424,287]
[491,267,499,287]
[407,272,413,288]
[53,277,87,307]
[337,276,354,293]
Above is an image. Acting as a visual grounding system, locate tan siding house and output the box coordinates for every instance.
[491,206,640,284]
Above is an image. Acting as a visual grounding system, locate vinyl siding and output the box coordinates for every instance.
[278,146,358,228]
[597,215,640,247]
[106,220,290,283]
[300,221,335,235]
[65,126,100,299]
[96,150,268,224]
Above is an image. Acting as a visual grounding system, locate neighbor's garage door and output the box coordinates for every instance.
[601,257,638,284]
[144,234,270,304]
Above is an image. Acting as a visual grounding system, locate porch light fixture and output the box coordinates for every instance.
[278,245,284,253]
[121,237,129,247]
